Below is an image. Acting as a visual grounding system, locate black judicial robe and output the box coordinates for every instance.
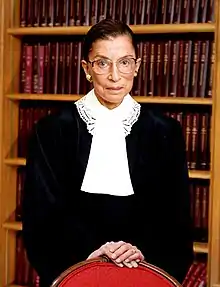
[22,104,193,287]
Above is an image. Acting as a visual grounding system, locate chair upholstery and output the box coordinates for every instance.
[51,257,182,287]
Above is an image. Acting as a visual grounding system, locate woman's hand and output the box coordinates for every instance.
[87,241,144,268]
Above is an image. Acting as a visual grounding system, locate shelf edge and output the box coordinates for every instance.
[6,94,213,105]
[7,23,215,36]
[1,221,209,254]
[4,158,211,180]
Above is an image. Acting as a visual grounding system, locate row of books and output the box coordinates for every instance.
[165,111,211,170]
[20,39,214,98]
[134,39,214,98]
[190,181,209,242]
[18,106,59,157]
[20,41,90,95]
[182,261,207,287]
[15,232,39,287]
[19,0,214,27]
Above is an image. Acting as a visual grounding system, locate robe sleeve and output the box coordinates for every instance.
[22,115,92,287]
[149,119,194,283]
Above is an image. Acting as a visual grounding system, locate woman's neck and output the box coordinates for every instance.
[95,94,122,110]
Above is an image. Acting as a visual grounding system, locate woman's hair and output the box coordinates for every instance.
[83,19,137,60]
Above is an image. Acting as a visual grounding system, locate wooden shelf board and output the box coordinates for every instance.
[134,96,212,105]
[193,242,208,254]
[4,158,26,166]
[189,170,211,179]
[2,220,209,254]
[2,222,22,231]
[6,93,81,101]
[7,23,215,36]
[7,285,27,287]
[6,94,213,105]
[4,158,212,179]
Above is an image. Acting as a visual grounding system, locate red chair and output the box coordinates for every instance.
[51,256,182,287]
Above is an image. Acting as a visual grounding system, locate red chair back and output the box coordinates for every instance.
[51,257,182,287]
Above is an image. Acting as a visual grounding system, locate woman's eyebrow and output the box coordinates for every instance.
[92,54,135,60]
[93,54,110,59]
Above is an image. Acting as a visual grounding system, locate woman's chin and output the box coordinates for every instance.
[105,89,127,100]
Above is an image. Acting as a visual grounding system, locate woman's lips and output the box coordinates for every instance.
[107,87,123,90]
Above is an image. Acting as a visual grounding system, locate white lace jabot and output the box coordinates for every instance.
[75,89,141,196]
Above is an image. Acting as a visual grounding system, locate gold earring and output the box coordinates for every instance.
[134,71,138,77]
[86,74,92,82]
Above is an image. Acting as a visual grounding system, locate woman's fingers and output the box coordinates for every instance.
[124,249,145,263]
[87,241,144,269]
[123,260,138,268]
[111,243,143,263]
[103,241,144,264]
[107,241,126,253]
[114,247,136,263]
[111,242,132,259]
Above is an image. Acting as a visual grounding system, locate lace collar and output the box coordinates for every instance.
[75,89,141,136]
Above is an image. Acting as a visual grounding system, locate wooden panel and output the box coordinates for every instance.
[2,222,22,231]
[0,0,21,286]
[189,170,211,180]
[4,158,26,166]
[6,94,213,105]
[7,23,215,36]
[0,0,6,283]
[10,0,20,27]
[208,0,220,286]
[193,242,208,254]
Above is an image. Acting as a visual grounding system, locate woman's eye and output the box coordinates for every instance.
[97,60,108,67]
[120,59,130,66]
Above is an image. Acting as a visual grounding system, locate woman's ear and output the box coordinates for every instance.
[82,60,93,83]
[135,58,142,73]
[81,60,89,76]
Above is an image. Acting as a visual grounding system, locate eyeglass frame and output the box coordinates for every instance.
[87,57,138,74]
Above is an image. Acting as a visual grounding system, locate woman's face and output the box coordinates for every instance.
[82,35,141,109]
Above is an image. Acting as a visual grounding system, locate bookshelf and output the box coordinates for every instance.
[6,93,213,105]
[0,1,220,287]
[7,23,215,36]
[2,222,22,232]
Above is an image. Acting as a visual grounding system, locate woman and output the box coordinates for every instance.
[22,19,193,287]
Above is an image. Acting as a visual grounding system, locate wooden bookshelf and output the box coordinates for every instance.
[4,158,26,166]
[3,158,212,181]
[188,170,211,180]
[7,23,215,37]
[6,94,213,105]
[193,242,209,254]
[1,1,220,287]
[2,220,209,254]
[2,222,22,231]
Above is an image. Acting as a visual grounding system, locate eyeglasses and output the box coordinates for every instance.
[87,57,137,75]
